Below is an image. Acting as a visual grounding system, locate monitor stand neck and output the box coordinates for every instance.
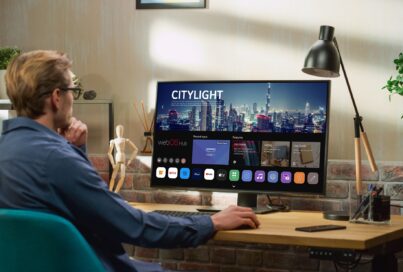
[237,193,289,214]
[197,193,289,214]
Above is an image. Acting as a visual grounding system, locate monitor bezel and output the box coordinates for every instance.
[150,80,331,196]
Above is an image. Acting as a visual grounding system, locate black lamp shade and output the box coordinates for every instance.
[302,25,340,78]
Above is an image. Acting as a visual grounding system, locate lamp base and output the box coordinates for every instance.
[323,211,350,221]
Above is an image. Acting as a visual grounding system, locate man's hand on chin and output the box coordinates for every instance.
[58,117,88,147]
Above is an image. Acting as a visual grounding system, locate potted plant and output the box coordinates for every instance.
[0,47,21,99]
[382,52,403,117]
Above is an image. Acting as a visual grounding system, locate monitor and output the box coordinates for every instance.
[151,80,330,212]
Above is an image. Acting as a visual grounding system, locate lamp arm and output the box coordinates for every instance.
[362,131,377,172]
[333,37,378,173]
[333,37,363,132]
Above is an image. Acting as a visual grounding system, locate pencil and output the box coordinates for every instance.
[133,102,147,131]
[141,100,149,132]
[149,118,154,132]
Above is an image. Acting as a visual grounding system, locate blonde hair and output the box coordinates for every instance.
[5,50,72,118]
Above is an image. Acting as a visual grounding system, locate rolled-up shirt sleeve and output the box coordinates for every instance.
[46,145,215,249]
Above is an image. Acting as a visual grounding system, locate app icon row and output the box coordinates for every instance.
[155,167,319,185]
[156,157,187,164]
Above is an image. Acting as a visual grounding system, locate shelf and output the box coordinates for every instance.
[74,99,113,105]
[0,99,113,141]
[0,99,12,110]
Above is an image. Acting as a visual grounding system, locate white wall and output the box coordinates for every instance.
[0,0,402,161]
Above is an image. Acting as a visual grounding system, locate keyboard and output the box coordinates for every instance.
[152,210,215,217]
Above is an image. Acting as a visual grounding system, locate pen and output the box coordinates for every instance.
[352,185,377,220]
[375,187,383,196]
[357,201,371,220]
[352,195,370,219]
[352,186,385,220]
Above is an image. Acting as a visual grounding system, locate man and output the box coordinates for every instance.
[0,50,260,272]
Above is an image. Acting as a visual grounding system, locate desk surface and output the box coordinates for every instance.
[130,202,403,251]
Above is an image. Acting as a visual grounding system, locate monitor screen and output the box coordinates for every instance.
[151,81,330,201]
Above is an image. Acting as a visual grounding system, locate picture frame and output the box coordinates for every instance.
[136,0,206,9]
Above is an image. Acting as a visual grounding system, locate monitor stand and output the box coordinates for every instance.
[197,193,289,214]
[239,193,288,214]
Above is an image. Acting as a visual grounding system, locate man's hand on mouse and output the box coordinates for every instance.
[210,205,260,231]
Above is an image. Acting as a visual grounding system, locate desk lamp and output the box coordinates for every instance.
[302,25,378,220]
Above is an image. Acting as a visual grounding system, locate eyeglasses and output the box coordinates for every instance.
[60,87,82,100]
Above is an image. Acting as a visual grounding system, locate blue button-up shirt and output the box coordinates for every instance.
[0,117,214,272]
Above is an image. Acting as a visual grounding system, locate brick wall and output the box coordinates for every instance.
[90,155,403,272]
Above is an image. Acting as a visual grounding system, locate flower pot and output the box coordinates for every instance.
[0,70,7,99]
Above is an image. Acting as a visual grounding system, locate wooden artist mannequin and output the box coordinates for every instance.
[108,125,138,193]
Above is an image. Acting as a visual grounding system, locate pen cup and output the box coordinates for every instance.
[350,193,391,224]
[372,195,390,222]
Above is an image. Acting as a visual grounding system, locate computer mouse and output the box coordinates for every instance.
[237,224,257,230]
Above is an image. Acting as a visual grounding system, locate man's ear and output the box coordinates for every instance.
[50,88,62,111]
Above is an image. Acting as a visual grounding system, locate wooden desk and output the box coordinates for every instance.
[131,202,403,271]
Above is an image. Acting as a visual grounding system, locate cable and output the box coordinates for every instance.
[333,253,363,271]
[266,194,273,205]
[334,261,339,271]
[265,194,289,211]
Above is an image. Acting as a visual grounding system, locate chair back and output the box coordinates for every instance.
[0,209,105,272]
